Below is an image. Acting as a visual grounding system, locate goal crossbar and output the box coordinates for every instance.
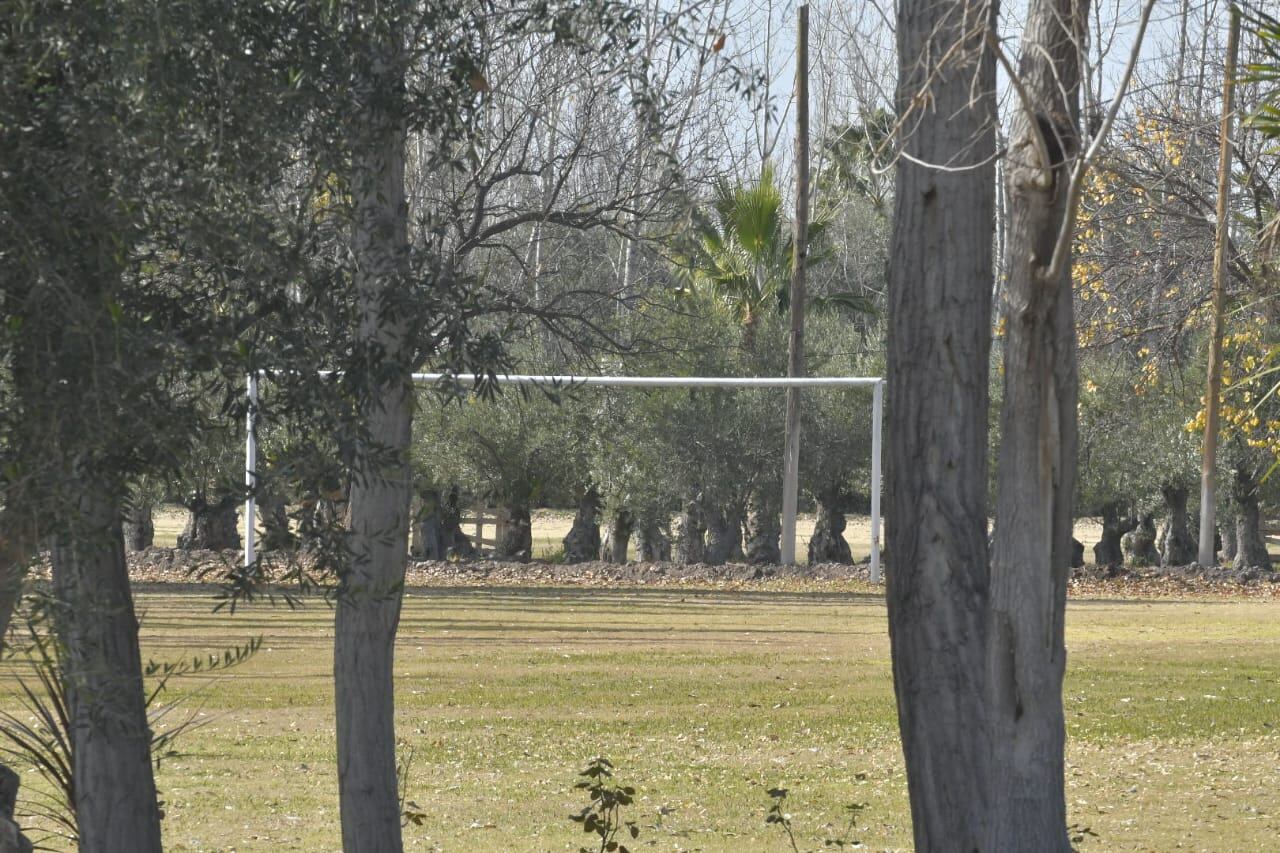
[244,373,884,581]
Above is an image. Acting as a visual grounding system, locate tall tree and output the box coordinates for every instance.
[886,0,998,847]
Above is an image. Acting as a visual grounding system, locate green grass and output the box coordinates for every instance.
[5,588,1280,850]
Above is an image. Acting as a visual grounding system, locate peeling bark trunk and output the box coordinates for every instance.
[1158,484,1195,566]
[334,21,413,851]
[177,494,240,551]
[743,490,781,565]
[807,500,852,564]
[601,508,633,563]
[51,488,162,852]
[563,487,602,563]
[674,492,707,564]
[122,500,154,553]
[495,504,532,562]
[704,502,743,565]
[1232,465,1271,570]
[987,0,1088,846]
[886,0,998,845]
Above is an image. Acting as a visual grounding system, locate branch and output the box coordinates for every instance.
[1043,0,1158,283]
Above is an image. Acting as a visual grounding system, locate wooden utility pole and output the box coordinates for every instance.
[1198,8,1240,567]
[780,3,809,565]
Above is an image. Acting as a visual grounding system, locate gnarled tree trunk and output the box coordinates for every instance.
[674,492,707,564]
[887,0,998,845]
[634,518,671,561]
[1220,520,1237,563]
[743,490,781,565]
[122,500,154,553]
[807,498,852,564]
[563,486,602,563]
[601,508,633,563]
[52,488,162,852]
[1232,464,1271,570]
[704,501,744,565]
[495,504,532,562]
[1158,484,1196,566]
[177,493,240,551]
[258,486,294,552]
[1093,502,1135,566]
[1121,514,1159,567]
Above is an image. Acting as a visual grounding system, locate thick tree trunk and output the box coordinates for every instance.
[122,500,154,553]
[409,489,447,560]
[1093,502,1135,566]
[1158,484,1196,566]
[495,504,532,562]
[634,518,671,562]
[1121,514,1159,567]
[743,490,781,565]
[704,502,743,565]
[259,487,294,552]
[177,494,240,550]
[807,500,852,564]
[1232,465,1271,570]
[334,21,413,851]
[674,492,707,564]
[887,0,998,847]
[601,508,633,563]
[1220,520,1237,563]
[987,0,1087,844]
[51,488,162,852]
[563,487,602,563]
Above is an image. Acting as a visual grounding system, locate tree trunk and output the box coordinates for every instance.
[601,508,633,563]
[807,499,852,564]
[563,487,602,563]
[1232,465,1271,570]
[334,19,413,851]
[51,488,162,852]
[674,492,707,564]
[886,0,997,845]
[259,487,294,552]
[1220,520,1237,563]
[0,765,33,853]
[987,0,1088,843]
[704,502,743,565]
[743,490,781,565]
[1158,484,1196,566]
[122,500,154,553]
[495,504,532,562]
[1122,514,1159,567]
[177,494,240,551]
[1093,502,1134,566]
[634,518,671,562]
[410,489,447,560]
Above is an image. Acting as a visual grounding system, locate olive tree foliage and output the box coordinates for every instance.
[0,1,320,848]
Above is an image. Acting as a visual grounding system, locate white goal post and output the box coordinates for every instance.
[244,373,885,581]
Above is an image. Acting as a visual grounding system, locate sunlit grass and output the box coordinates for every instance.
[4,588,1279,850]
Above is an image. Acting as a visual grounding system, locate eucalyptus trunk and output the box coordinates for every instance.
[988,0,1087,844]
[51,488,162,852]
[886,0,997,845]
[334,20,414,852]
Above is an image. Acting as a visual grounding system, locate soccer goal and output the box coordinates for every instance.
[243,373,885,581]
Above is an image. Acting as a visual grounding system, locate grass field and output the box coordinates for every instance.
[6,586,1278,851]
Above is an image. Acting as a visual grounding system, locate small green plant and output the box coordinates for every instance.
[766,786,868,851]
[397,739,427,828]
[569,757,640,853]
